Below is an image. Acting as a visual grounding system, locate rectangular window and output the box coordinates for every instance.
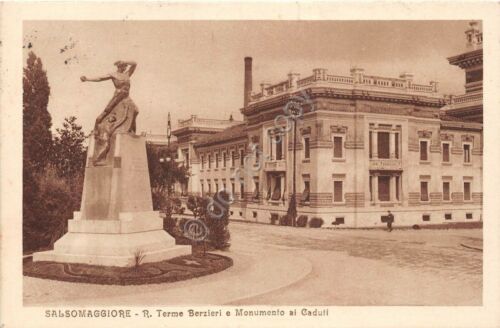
[231,182,235,195]
[422,214,430,221]
[443,181,450,201]
[369,131,373,159]
[208,155,211,169]
[304,137,310,159]
[369,176,373,201]
[231,151,235,167]
[420,141,428,161]
[378,132,390,159]
[395,133,400,159]
[333,180,343,203]
[253,211,258,218]
[271,177,281,201]
[240,183,244,199]
[464,182,471,201]
[253,180,259,200]
[442,143,450,162]
[334,217,345,225]
[201,155,204,169]
[215,153,219,168]
[240,149,245,166]
[200,181,204,196]
[269,134,274,160]
[208,181,212,194]
[255,145,260,164]
[463,144,471,163]
[223,152,227,167]
[276,137,283,160]
[301,180,310,203]
[215,182,219,192]
[395,176,400,201]
[420,181,429,201]
[378,176,390,201]
[445,213,452,220]
[333,136,343,158]
[466,213,473,220]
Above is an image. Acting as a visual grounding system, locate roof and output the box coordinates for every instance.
[194,123,247,148]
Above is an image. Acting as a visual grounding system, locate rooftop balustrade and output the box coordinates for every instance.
[250,68,439,103]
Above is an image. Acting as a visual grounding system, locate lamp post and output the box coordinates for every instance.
[163,112,172,195]
[286,102,301,227]
[167,112,171,148]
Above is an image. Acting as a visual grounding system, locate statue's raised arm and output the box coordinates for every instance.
[121,60,137,77]
[81,60,139,166]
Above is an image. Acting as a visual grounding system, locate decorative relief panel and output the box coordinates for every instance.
[300,126,312,136]
[418,130,432,138]
[440,133,454,141]
[330,125,348,134]
[461,134,474,142]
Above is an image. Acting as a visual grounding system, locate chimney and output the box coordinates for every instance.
[244,57,253,108]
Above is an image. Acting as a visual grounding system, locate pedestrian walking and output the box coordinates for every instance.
[387,211,394,232]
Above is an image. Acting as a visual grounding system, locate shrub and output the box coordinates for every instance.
[23,166,83,253]
[309,217,324,228]
[163,215,177,235]
[186,192,231,250]
[297,215,308,227]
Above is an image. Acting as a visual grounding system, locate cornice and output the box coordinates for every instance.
[447,49,483,69]
[241,87,444,117]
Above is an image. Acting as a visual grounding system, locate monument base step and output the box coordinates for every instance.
[33,230,190,267]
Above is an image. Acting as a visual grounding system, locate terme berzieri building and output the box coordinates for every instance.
[164,22,483,228]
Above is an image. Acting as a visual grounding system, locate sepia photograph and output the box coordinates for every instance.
[1,2,500,328]
[21,18,484,304]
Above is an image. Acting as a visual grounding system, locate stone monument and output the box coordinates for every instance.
[34,60,189,267]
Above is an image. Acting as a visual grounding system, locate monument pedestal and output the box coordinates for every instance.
[33,133,190,267]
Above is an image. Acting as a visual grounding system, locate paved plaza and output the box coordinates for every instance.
[24,222,482,306]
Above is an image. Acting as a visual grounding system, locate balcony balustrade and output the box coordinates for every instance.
[264,160,287,172]
[369,158,403,171]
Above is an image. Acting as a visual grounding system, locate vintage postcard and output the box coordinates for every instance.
[1,2,500,328]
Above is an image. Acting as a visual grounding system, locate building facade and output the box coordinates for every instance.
[170,24,482,228]
[443,21,483,123]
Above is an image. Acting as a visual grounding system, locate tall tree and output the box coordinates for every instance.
[52,116,87,179]
[23,51,52,173]
[23,51,54,252]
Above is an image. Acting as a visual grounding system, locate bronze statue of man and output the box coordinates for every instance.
[81,60,139,165]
